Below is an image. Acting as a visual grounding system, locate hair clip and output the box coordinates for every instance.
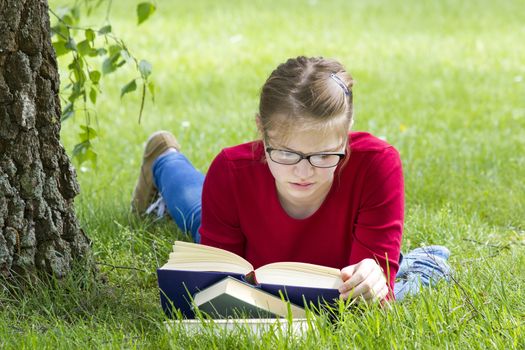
[330,73,350,97]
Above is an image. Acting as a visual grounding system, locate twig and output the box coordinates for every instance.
[48,8,91,32]
[9,326,25,334]
[458,253,500,263]
[463,238,511,249]
[95,261,147,273]
[105,0,113,22]
[138,81,146,124]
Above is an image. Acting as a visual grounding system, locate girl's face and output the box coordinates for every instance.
[264,128,346,210]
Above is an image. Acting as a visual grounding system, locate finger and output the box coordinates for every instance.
[339,266,369,293]
[340,265,356,281]
[347,272,383,299]
[362,282,389,303]
[376,285,389,302]
[340,270,383,300]
[339,259,384,296]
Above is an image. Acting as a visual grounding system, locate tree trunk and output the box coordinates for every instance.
[0,0,91,279]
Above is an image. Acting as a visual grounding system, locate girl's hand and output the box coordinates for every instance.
[339,259,388,303]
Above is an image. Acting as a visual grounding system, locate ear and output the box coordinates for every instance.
[348,118,354,131]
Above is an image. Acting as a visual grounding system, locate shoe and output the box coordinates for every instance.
[131,131,180,215]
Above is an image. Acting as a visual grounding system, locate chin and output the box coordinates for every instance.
[287,183,317,196]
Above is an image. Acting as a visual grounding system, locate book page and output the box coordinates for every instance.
[160,241,253,274]
[160,262,250,275]
[255,262,343,289]
[164,318,312,336]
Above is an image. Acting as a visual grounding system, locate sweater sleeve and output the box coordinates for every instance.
[199,151,246,257]
[348,146,404,296]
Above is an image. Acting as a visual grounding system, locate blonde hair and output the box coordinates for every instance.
[258,56,354,144]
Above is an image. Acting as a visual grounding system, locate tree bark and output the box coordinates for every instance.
[0,0,91,279]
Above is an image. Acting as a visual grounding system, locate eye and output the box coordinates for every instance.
[277,150,299,160]
[315,154,333,160]
[310,154,341,167]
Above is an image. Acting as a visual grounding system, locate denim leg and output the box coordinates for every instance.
[152,151,204,243]
[394,245,452,301]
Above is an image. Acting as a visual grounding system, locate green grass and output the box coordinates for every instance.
[2,0,525,348]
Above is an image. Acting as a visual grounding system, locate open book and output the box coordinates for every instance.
[157,241,343,318]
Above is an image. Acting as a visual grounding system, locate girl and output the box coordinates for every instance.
[132,56,450,302]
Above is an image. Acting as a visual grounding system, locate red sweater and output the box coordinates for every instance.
[200,132,404,291]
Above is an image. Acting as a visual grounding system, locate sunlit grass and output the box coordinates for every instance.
[1,0,524,348]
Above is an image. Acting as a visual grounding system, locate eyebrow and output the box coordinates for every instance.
[277,144,344,154]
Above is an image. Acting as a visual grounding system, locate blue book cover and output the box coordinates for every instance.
[157,269,245,318]
[157,269,339,318]
[259,283,340,309]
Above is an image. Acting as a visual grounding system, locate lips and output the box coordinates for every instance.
[290,182,314,190]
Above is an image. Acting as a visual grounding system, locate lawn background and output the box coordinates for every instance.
[1,0,524,348]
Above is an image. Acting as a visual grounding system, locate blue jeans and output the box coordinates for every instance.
[394,246,452,300]
[153,151,204,243]
[153,151,451,301]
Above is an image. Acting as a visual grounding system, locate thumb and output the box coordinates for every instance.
[340,264,357,282]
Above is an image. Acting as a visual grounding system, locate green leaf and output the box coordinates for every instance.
[137,2,156,25]
[62,14,76,26]
[85,29,96,41]
[87,48,99,57]
[67,82,86,104]
[108,45,121,57]
[98,25,112,34]
[52,41,70,57]
[147,80,155,102]
[89,88,97,104]
[138,60,152,78]
[79,125,98,142]
[77,40,91,56]
[61,103,75,121]
[116,59,127,68]
[51,23,69,41]
[72,69,86,84]
[68,56,84,71]
[65,37,77,51]
[72,141,87,157]
[96,48,107,56]
[120,49,133,64]
[102,58,116,75]
[70,6,81,21]
[121,79,137,98]
[102,52,120,75]
[72,141,97,165]
[69,58,86,84]
[89,70,101,84]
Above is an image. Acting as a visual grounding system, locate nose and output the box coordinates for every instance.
[293,158,314,179]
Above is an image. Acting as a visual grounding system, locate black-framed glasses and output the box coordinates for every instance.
[265,147,345,168]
